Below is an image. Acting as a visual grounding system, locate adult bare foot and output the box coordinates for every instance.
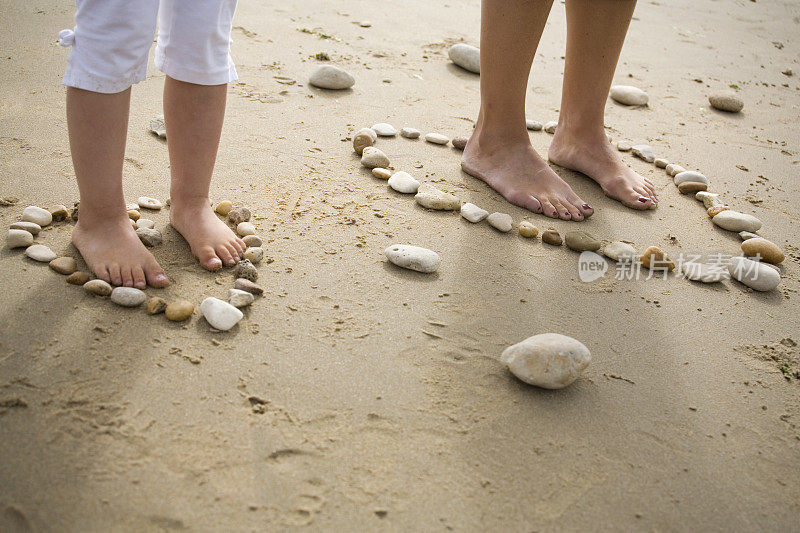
[72,213,168,288]
[169,198,246,271]
[461,131,594,221]
[548,129,658,210]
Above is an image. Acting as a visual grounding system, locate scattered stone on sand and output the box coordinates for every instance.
[243,247,264,264]
[460,203,488,223]
[387,171,420,194]
[400,127,420,139]
[66,271,91,285]
[361,146,391,169]
[665,163,686,177]
[6,229,34,249]
[518,221,538,238]
[654,158,669,169]
[631,144,655,163]
[49,205,69,222]
[49,256,77,275]
[728,256,780,291]
[136,227,163,247]
[200,297,244,331]
[782,68,793,77]
[165,300,194,322]
[84,279,113,296]
[739,231,759,241]
[678,181,708,194]
[137,196,163,210]
[487,212,513,233]
[526,120,543,131]
[674,170,708,186]
[228,288,255,308]
[242,235,262,248]
[541,230,562,246]
[696,191,725,209]
[544,121,558,134]
[681,262,729,283]
[640,246,675,271]
[616,140,632,152]
[308,65,355,90]
[25,244,57,262]
[127,209,140,221]
[146,297,168,315]
[371,123,397,137]
[564,230,601,252]
[501,333,591,389]
[215,201,233,216]
[228,207,251,226]
[709,90,744,113]
[741,237,784,264]
[236,222,256,237]
[451,137,468,150]
[712,210,762,232]
[602,241,637,262]
[414,184,460,210]
[110,287,146,307]
[424,133,450,145]
[609,85,649,106]
[705,206,728,218]
[234,259,258,282]
[150,114,166,138]
[234,278,263,296]
[385,244,440,273]
[135,218,155,230]
[70,202,79,221]
[371,168,392,180]
[22,206,52,227]
[10,221,41,235]
[126,202,139,211]
[448,43,480,74]
[353,129,375,155]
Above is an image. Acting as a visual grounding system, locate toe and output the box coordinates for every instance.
[540,200,560,219]
[233,237,247,254]
[95,264,111,283]
[132,266,146,289]
[121,266,134,287]
[509,191,543,213]
[109,264,122,286]
[552,201,572,220]
[226,243,241,262]
[564,201,584,221]
[197,245,223,271]
[215,244,235,267]
[144,260,169,287]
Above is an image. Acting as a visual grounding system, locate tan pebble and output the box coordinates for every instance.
[677,181,708,194]
[518,221,538,238]
[66,271,91,285]
[353,132,374,155]
[451,137,468,150]
[640,246,675,271]
[228,207,251,225]
[706,205,729,217]
[165,300,194,321]
[741,237,785,264]
[147,297,168,315]
[84,279,113,296]
[242,235,262,247]
[127,209,140,221]
[541,230,562,246]
[371,168,392,180]
[654,158,669,169]
[243,247,264,264]
[49,205,69,222]
[49,256,77,275]
[234,278,263,295]
[70,203,80,221]
[234,259,258,281]
[215,201,233,216]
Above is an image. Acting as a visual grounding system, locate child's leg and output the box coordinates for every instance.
[155,0,245,271]
[462,0,593,221]
[548,0,658,209]
[63,0,168,288]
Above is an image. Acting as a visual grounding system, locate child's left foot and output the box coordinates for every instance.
[169,198,246,271]
[548,129,658,210]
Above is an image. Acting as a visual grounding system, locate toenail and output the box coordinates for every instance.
[582,204,591,210]
[552,210,558,216]
[638,197,648,203]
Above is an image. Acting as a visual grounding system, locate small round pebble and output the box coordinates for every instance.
[49,205,69,222]
[66,271,91,285]
[564,230,600,252]
[602,241,637,262]
[544,121,558,134]
[243,247,264,264]
[609,85,649,106]
[236,222,256,237]
[10,221,41,235]
[711,211,762,233]
[665,164,685,177]
[200,297,244,331]
[49,256,77,275]
[640,246,675,271]
[371,123,397,137]
[234,278,263,295]
[228,288,255,308]
[242,235,262,248]
[234,259,258,282]
[165,300,194,321]
[7,229,34,249]
[674,171,708,186]
[424,133,449,145]
[147,297,168,315]
[84,279,113,296]
[709,91,744,113]
[387,171,420,194]
[518,221,538,238]
[400,127,420,139]
[127,209,140,221]
[448,43,480,74]
[353,130,374,155]
[616,141,632,152]
[728,257,780,291]
[136,227,163,247]
[110,287,147,307]
[741,237,784,264]
[228,207,251,225]
[654,158,669,169]
[135,218,155,230]
[631,145,655,163]
[25,244,57,262]
[371,168,392,180]
[414,184,460,210]
[502,333,591,389]
[526,120,542,131]
[677,182,708,194]
[22,206,53,227]
[215,201,233,216]
[308,65,355,90]
[385,244,440,273]
[487,212,513,233]
[451,137,468,150]
[541,230,562,246]
[137,196,163,210]
[361,147,391,169]
[460,203,488,223]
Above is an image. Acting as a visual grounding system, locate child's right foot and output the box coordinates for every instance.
[72,215,169,288]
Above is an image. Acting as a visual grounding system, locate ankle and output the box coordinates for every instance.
[472,123,530,152]
[169,194,211,212]
[552,120,608,146]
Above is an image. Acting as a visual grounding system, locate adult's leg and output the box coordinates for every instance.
[462,0,593,221]
[548,0,658,209]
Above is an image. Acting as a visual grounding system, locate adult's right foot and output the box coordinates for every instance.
[72,214,168,288]
[461,132,594,221]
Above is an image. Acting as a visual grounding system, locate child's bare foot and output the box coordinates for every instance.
[461,130,593,221]
[72,214,169,288]
[169,198,246,271]
[548,128,658,210]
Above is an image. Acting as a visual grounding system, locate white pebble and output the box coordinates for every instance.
[487,212,513,232]
[631,144,655,163]
[385,244,440,273]
[448,43,480,74]
[10,221,41,235]
[308,65,355,90]
[237,222,256,236]
[616,141,632,152]
[21,206,52,227]
[7,229,34,249]
[228,288,255,308]
[501,333,591,389]
[665,163,686,177]
[424,133,450,145]
[387,171,420,194]
[728,257,780,291]
[110,287,147,307]
[609,85,649,106]
[360,147,390,169]
[681,262,729,283]
[200,297,244,331]
[712,211,762,233]
[544,121,558,134]
[150,114,166,138]
[674,170,708,186]
[526,120,543,131]
[654,158,669,168]
[400,127,420,139]
[135,218,155,230]
[602,241,637,262]
[243,247,264,264]
[371,123,397,137]
[414,184,460,210]
[137,196,163,210]
[25,244,57,262]
[460,203,488,223]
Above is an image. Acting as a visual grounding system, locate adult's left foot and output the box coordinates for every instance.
[170,198,246,271]
[548,129,658,210]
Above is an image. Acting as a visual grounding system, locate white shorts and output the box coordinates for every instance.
[61,0,238,93]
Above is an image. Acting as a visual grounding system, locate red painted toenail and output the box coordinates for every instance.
[582,204,591,210]
[638,197,648,203]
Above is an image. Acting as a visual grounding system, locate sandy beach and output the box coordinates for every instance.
[1,0,799,530]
